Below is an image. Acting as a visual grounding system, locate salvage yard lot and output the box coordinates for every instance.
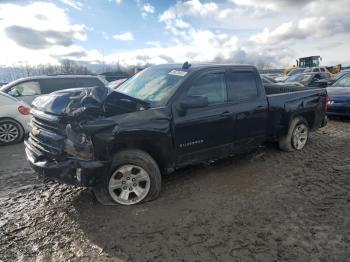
[1,119,349,262]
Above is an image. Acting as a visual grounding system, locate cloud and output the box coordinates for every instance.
[102,31,109,40]
[135,1,155,18]
[59,0,83,10]
[142,3,155,14]
[105,29,245,66]
[304,0,350,15]
[115,0,122,5]
[145,41,160,47]
[0,2,98,66]
[113,32,134,41]
[250,17,350,45]
[159,0,218,23]
[5,25,76,49]
[232,0,313,10]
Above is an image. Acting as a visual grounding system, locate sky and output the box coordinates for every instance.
[0,0,349,68]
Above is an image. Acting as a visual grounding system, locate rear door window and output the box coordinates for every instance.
[76,77,103,87]
[40,78,77,94]
[8,81,41,97]
[227,71,258,102]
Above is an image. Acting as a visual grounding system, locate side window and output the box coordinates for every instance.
[186,73,227,105]
[40,79,77,94]
[228,71,258,101]
[8,81,41,97]
[313,68,319,72]
[77,78,103,87]
[320,68,325,72]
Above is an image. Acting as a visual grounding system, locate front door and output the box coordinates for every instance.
[172,70,234,166]
[7,80,41,105]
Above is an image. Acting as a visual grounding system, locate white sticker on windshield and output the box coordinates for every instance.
[168,70,188,77]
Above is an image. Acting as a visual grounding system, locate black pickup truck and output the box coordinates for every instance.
[25,64,328,206]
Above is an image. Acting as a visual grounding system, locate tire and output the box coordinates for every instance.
[278,116,309,152]
[93,149,162,206]
[0,119,24,146]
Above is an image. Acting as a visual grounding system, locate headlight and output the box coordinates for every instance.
[65,124,94,160]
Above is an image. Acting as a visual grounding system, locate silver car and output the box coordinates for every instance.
[0,75,107,105]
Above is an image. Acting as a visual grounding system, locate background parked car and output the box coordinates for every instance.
[262,75,304,88]
[275,68,305,82]
[0,75,107,105]
[0,91,31,145]
[326,72,350,117]
[303,66,330,73]
[284,72,331,87]
[325,70,350,85]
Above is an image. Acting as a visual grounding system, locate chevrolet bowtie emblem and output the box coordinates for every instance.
[32,127,40,136]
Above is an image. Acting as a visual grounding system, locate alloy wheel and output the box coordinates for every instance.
[108,164,151,205]
[0,123,19,143]
[292,123,308,150]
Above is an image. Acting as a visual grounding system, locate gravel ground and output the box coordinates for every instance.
[0,119,349,262]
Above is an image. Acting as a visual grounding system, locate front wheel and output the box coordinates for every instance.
[93,149,161,206]
[279,117,309,152]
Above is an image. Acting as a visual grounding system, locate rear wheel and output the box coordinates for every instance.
[0,119,24,146]
[279,117,309,152]
[93,149,161,206]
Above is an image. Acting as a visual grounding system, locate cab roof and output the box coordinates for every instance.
[153,63,257,73]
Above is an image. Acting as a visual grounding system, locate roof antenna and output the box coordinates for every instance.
[182,61,191,70]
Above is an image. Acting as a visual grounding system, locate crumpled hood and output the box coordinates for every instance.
[32,86,149,119]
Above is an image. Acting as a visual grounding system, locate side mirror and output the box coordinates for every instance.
[8,88,20,97]
[314,80,328,88]
[178,96,208,115]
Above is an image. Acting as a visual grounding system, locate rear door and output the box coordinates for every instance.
[226,70,268,151]
[172,69,234,165]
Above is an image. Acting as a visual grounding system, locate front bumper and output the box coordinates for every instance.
[25,141,110,186]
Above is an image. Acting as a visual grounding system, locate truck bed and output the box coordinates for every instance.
[264,83,307,95]
[265,85,327,138]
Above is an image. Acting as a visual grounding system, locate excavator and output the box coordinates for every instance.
[284,56,341,75]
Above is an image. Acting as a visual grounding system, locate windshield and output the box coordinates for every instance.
[117,67,187,104]
[285,74,313,83]
[287,68,304,76]
[332,74,350,87]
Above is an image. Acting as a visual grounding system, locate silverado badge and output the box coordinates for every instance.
[31,127,40,136]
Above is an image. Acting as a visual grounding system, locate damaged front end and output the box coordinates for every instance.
[25,85,149,186]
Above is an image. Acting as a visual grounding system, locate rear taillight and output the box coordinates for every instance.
[18,105,31,115]
[325,95,329,112]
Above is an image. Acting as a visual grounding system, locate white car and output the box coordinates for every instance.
[0,91,31,145]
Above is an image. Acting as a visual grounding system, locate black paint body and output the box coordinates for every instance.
[25,64,328,186]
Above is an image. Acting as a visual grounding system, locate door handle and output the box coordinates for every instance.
[221,111,231,117]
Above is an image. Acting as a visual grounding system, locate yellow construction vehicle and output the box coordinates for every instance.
[284,56,341,75]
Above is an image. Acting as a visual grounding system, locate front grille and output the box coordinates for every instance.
[32,117,65,136]
[28,111,66,160]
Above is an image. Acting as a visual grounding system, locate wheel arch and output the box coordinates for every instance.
[0,117,25,131]
[109,135,175,173]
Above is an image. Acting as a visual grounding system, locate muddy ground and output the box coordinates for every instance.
[0,119,349,262]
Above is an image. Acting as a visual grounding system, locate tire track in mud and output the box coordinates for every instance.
[0,120,349,261]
